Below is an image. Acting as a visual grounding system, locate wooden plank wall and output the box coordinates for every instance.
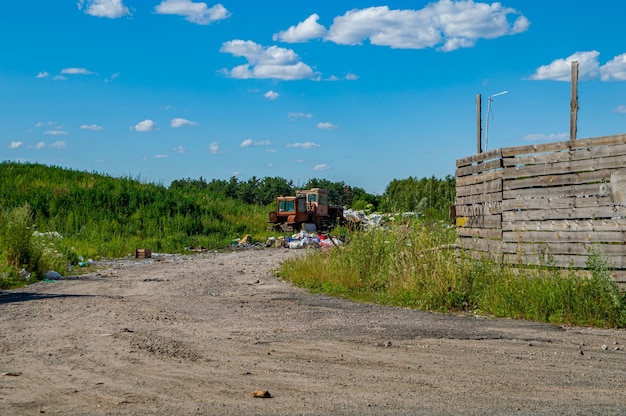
[455,148,504,254]
[455,133,626,281]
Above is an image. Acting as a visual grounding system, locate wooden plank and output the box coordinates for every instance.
[456,178,502,197]
[456,237,502,253]
[502,144,626,167]
[502,230,626,244]
[502,205,626,221]
[456,214,501,229]
[503,143,626,167]
[455,158,502,177]
[455,203,503,216]
[499,241,626,256]
[501,196,612,211]
[456,148,502,168]
[456,227,502,239]
[503,183,609,200]
[456,192,503,206]
[500,134,626,158]
[503,170,611,191]
[501,154,626,180]
[455,169,502,187]
[502,218,626,232]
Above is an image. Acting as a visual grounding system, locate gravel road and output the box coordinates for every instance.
[1,248,625,415]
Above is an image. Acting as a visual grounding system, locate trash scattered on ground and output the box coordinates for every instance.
[281,230,343,249]
[44,271,64,281]
[185,246,208,253]
[343,209,385,230]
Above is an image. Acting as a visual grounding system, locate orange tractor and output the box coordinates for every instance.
[268,188,345,232]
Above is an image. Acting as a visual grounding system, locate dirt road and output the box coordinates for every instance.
[1,248,625,415]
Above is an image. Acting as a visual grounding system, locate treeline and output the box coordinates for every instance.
[379,175,456,217]
[170,176,379,209]
[171,175,456,215]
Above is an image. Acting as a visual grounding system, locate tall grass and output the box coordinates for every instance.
[0,204,66,288]
[277,220,626,328]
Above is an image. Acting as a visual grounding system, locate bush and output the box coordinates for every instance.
[0,204,66,288]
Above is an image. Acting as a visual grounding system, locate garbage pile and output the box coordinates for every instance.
[343,209,384,230]
[266,230,343,249]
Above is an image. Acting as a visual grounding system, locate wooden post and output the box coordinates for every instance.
[476,94,482,153]
[570,60,579,141]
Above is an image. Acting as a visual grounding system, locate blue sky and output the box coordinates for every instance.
[1,1,625,194]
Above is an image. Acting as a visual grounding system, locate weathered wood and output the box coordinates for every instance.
[476,94,482,154]
[456,178,502,197]
[455,158,502,177]
[502,205,626,221]
[500,134,626,158]
[456,148,502,168]
[503,183,609,200]
[502,230,626,244]
[455,203,503,216]
[456,192,503,206]
[503,169,612,191]
[570,60,579,142]
[503,143,626,167]
[502,154,626,180]
[455,169,502,187]
[502,196,613,212]
[498,241,626,256]
[456,237,502,253]
[455,132,626,270]
[456,214,501,229]
[502,218,626,232]
[456,227,502,239]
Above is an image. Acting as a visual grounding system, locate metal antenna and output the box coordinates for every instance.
[485,90,508,151]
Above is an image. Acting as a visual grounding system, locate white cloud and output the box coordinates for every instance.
[78,0,130,18]
[49,141,67,150]
[313,163,329,171]
[273,13,328,43]
[36,71,49,79]
[61,67,97,75]
[9,141,23,149]
[154,154,168,159]
[288,112,313,120]
[80,124,103,131]
[275,2,529,51]
[600,53,626,81]
[614,105,626,113]
[155,0,230,25]
[171,117,198,127]
[266,148,277,154]
[220,40,318,80]
[105,72,120,83]
[53,75,67,81]
[286,142,320,149]
[172,145,187,154]
[241,139,271,147]
[264,90,280,100]
[209,142,222,154]
[44,129,68,136]
[232,170,240,176]
[133,119,157,132]
[317,122,338,130]
[522,133,568,142]
[529,51,600,81]
[35,141,46,149]
[345,72,359,81]
[529,51,626,82]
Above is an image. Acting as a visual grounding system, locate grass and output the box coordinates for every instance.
[277,219,626,328]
